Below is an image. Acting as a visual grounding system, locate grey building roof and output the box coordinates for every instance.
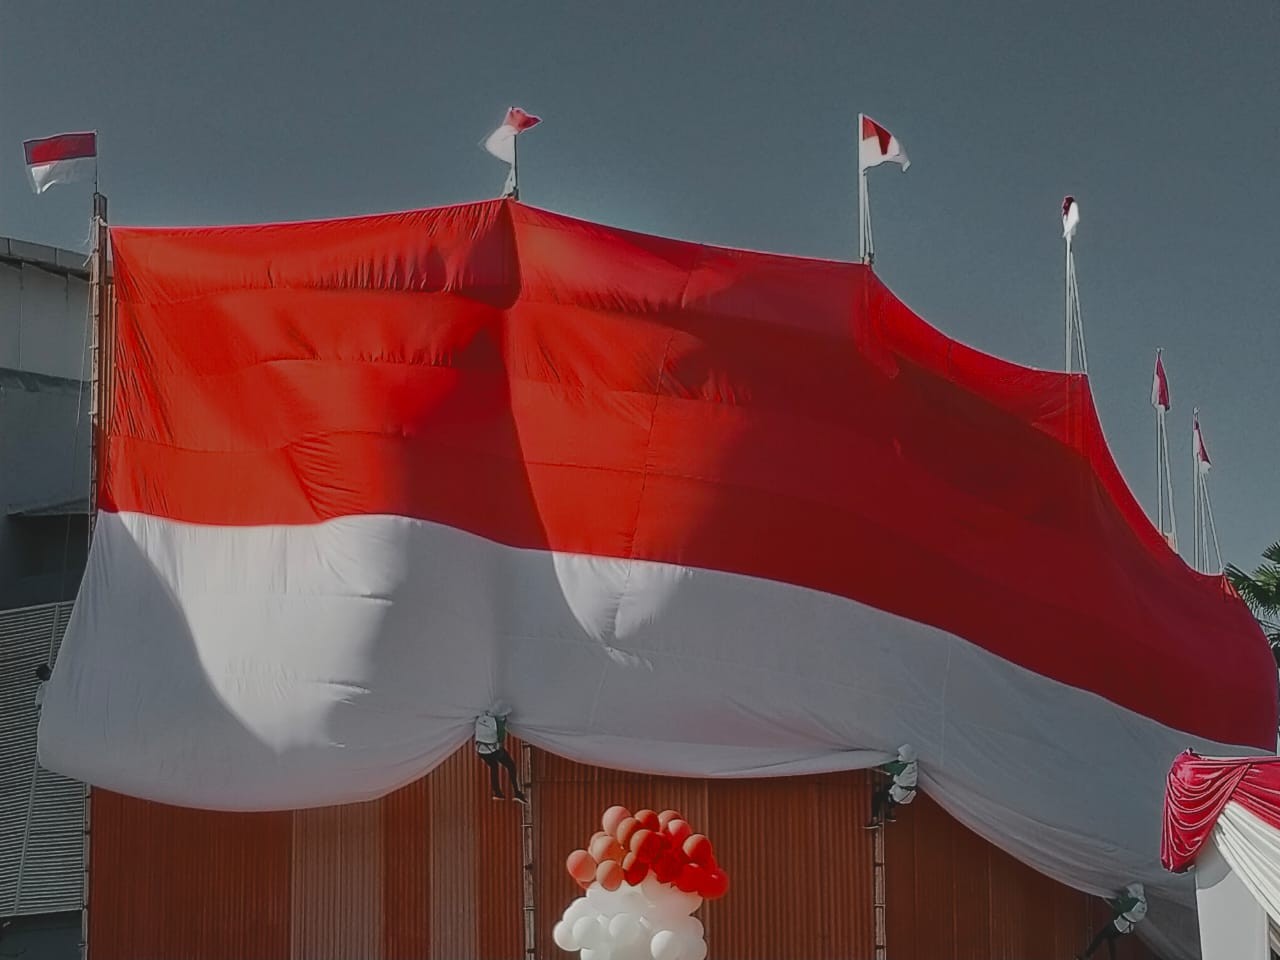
[0,237,90,281]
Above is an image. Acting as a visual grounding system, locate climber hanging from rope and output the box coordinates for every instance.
[1076,882,1147,959]
[474,707,527,805]
[866,743,918,829]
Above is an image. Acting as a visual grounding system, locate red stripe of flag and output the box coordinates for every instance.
[24,132,97,165]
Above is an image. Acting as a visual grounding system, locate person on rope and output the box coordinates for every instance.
[1076,882,1147,959]
[33,664,51,714]
[866,743,918,829]
[474,708,527,805]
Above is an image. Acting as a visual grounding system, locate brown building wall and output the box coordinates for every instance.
[87,747,1156,960]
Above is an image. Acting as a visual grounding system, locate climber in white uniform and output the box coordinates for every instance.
[866,744,918,829]
[1077,882,1146,959]
[474,708,526,805]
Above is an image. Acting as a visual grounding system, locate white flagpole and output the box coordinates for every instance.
[1192,409,1202,570]
[1156,405,1164,535]
[1065,235,1074,373]
[511,132,520,201]
[858,114,871,264]
[1160,409,1178,549]
[1201,470,1223,574]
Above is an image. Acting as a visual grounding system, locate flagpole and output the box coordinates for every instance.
[511,133,520,202]
[857,115,872,265]
[1160,409,1177,549]
[1064,235,1073,374]
[1192,409,1201,570]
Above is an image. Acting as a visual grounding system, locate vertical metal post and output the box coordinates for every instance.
[873,821,887,960]
[520,741,536,960]
[82,190,109,960]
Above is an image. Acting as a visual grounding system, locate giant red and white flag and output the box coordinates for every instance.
[1151,349,1170,410]
[36,201,1273,960]
[482,107,540,166]
[24,131,97,194]
[1194,415,1213,472]
[858,115,910,172]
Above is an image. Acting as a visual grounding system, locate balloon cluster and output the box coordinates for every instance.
[553,806,729,960]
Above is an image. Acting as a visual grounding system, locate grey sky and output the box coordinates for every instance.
[1,0,1276,567]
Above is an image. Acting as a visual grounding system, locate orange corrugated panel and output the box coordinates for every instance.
[705,773,876,960]
[886,792,1161,960]
[291,801,384,960]
[383,777,433,960]
[88,790,291,960]
[532,751,874,960]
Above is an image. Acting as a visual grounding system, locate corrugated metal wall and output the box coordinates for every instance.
[1,601,82,917]
[88,747,1158,960]
[885,790,1155,960]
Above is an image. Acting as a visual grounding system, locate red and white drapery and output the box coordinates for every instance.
[1164,751,1280,932]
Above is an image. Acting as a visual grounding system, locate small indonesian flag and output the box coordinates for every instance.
[858,115,909,172]
[1062,196,1080,240]
[483,107,541,166]
[1194,416,1212,473]
[1151,349,1170,410]
[24,131,97,194]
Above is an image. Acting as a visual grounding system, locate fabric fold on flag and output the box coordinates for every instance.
[1062,196,1081,240]
[482,107,540,166]
[1152,350,1171,410]
[858,115,909,172]
[24,131,97,194]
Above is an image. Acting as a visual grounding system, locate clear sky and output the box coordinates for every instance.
[2,0,1276,568]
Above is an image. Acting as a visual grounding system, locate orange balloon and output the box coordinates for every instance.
[634,809,661,832]
[567,849,597,884]
[683,834,715,867]
[596,859,624,892]
[590,834,624,863]
[657,809,681,830]
[665,819,693,846]
[615,816,641,847]
[602,805,632,837]
[630,828,662,863]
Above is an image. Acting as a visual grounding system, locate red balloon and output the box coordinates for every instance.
[567,849,597,884]
[699,867,729,899]
[622,852,648,887]
[634,809,661,832]
[590,834,624,863]
[665,819,693,846]
[683,834,715,867]
[615,816,640,846]
[653,851,682,884]
[676,862,706,894]
[630,828,662,863]
[602,805,632,837]
[596,860,624,892]
[657,809,682,830]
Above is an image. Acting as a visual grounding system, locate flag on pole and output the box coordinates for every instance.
[483,107,540,165]
[1194,416,1212,473]
[858,115,910,172]
[1062,196,1080,240]
[24,131,97,194]
[1151,349,1170,410]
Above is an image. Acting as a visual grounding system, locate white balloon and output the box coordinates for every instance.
[684,937,708,960]
[581,946,613,960]
[650,929,685,960]
[552,920,578,952]
[671,916,703,941]
[586,884,610,907]
[609,913,644,946]
[639,874,665,904]
[573,916,605,949]
[564,897,593,925]
[611,943,652,960]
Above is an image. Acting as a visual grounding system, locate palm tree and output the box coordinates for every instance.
[1226,542,1280,661]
